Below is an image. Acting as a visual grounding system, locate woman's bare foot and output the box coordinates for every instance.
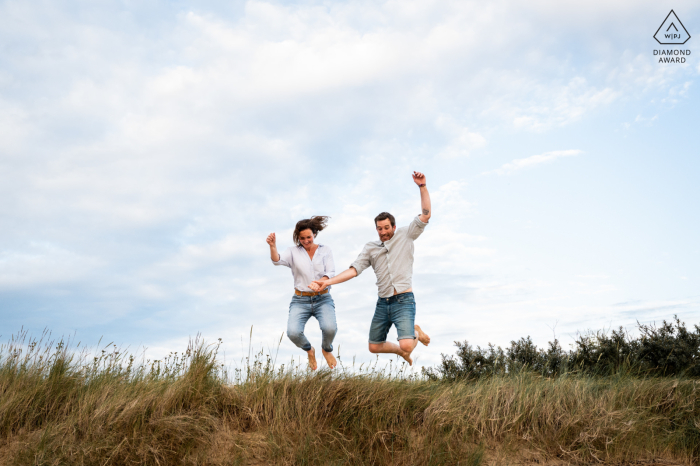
[415,325,430,346]
[322,349,337,369]
[306,348,317,370]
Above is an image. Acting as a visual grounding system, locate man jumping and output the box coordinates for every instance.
[309,171,431,365]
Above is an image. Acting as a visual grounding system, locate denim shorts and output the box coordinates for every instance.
[368,292,416,344]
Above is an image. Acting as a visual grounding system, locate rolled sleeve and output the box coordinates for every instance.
[272,247,292,268]
[406,215,428,240]
[350,245,372,275]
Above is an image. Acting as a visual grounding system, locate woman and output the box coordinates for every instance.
[267,216,337,370]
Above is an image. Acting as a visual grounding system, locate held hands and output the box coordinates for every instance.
[309,279,329,292]
[412,171,426,187]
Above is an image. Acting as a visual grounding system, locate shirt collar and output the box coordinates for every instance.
[382,233,397,248]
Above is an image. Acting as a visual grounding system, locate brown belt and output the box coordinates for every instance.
[295,289,329,297]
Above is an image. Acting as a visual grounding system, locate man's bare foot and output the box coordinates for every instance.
[415,325,430,346]
[322,349,337,369]
[399,350,413,366]
[307,348,317,370]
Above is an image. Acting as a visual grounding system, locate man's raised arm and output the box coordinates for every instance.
[311,244,371,291]
[413,171,431,223]
[310,267,358,291]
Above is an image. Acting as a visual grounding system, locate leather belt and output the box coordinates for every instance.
[295,289,329,297]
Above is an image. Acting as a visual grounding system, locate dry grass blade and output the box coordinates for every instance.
[1,329,698,465]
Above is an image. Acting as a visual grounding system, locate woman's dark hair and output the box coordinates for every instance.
[293,216,330,245]
[374,212,395,227]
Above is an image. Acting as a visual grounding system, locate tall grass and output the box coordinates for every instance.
[1,329,699,465]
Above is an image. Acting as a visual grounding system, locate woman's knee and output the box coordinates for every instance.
[287,329,303,342]
[321,324,337,339]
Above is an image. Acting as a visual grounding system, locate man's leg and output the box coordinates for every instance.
[415,325,430,346]
[369,341,414,365]
[314,294,338,369]
[368,297,414,362]
[287,297,317,370]
[394,292,421,364]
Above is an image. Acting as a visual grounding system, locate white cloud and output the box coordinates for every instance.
[0,242,102,289]
[0,0,698,367]
[434,116,486,158]
[485,150,583,175]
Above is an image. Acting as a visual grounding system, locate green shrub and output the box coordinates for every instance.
[424,316,700,381]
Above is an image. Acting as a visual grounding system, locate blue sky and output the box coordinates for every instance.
[1,0,699,370]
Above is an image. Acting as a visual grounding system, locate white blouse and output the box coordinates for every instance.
[273,244,335,292]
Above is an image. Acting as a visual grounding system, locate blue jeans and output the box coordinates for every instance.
[369,292,416,344]
[287,293,337,353]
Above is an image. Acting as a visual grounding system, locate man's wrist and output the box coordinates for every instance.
[418,183,426,188]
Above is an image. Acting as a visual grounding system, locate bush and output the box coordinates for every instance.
[424,316,700,381]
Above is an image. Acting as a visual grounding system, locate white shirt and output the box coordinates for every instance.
[273,244,336,292]
[350,215,427,298]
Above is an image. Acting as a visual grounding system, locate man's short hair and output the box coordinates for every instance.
[374,212,395,227]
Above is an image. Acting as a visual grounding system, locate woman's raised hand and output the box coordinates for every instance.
[267,233,281,262]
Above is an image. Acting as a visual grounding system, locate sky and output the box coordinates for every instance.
[1,0,699,371]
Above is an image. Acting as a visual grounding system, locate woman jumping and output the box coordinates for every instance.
[266,216,338,370]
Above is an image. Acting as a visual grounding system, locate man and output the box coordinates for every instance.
[309,171,431,365]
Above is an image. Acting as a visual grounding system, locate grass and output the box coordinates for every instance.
[1,329,699,465]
